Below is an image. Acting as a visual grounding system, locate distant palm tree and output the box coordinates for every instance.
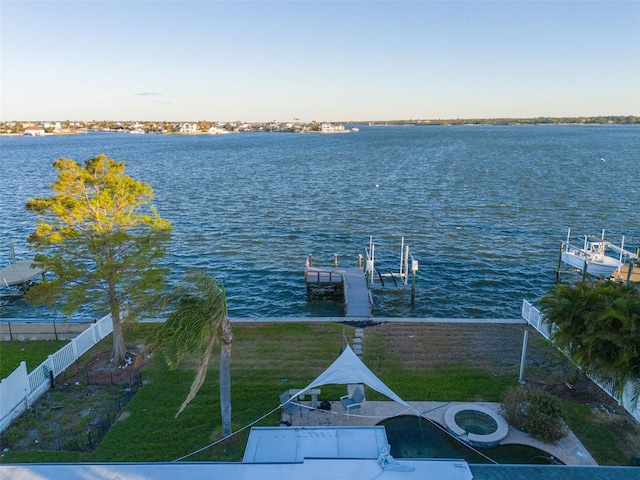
[155,270,233,436]
[539,281,640,406]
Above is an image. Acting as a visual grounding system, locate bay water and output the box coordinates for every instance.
[1,125,638,320]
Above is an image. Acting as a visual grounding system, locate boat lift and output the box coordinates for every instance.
[364,237,418,287]
[364,237,419,304]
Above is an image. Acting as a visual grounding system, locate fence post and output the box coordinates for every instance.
[91,322,99,343]
[47,355,55,378]
[519,327,529,384]
[71,337,79,363]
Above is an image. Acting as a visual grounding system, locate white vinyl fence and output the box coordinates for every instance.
[0,314,113,433]
[521,299,640,423]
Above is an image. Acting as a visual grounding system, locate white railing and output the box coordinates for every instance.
[0,313,113,433]
[521,299,639,423]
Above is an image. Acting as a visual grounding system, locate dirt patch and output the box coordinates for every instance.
[367,322,570,378]
[60,347,148,386]
[0,346,147,454]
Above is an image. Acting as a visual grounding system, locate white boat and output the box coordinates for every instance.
[560,229,624,278]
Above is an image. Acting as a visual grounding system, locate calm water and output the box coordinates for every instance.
[1,125,639,320]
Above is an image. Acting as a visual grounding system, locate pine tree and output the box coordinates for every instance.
[26,154,171,363]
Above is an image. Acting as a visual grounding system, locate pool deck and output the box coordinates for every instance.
[283,398,597,466]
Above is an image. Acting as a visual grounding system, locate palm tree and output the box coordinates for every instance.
[538,281,640,404]
[155,270,233,436]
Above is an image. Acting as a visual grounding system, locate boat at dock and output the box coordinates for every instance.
[559,229,630,278]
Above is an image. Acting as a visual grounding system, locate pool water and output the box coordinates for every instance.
[454,410,498,435]
[378,415,564,465]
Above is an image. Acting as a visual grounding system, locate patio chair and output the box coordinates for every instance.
[279,391,301,424]
[340,387,365,414]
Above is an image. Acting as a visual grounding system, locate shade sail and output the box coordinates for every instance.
[291,345,413,410]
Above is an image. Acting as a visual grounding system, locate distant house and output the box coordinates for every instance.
[43,122,61,132]
[23,126,45,136]
[179,123,198,134]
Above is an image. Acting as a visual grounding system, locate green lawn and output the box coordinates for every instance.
[0,340,68,378]
[0,322,634,465]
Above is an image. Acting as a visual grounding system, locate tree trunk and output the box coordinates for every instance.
[219,317,233,437]
[108,281,127,363]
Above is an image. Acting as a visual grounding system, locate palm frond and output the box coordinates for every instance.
[176,333,216,417]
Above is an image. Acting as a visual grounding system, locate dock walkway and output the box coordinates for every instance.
[0,260,44,287]
[305,266,373,317]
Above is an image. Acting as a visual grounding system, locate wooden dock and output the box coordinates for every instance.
[305,266,373,317]
[611,264,640,283]
[0,260,44,288]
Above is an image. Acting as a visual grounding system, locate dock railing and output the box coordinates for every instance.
[0,313,113,433]
[521,299,639,423]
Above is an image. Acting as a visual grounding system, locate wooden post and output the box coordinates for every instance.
[334,254,338,267]
[627,261,635,286]
[411,269,416,306]
[411,258,418,306]
[582,258,588,281]
[556,242,564,283]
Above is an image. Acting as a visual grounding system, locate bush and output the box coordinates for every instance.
[500,386,566,444]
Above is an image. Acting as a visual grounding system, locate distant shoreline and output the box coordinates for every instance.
[2,118,638,137]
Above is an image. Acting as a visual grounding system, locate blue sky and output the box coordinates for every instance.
[2,1,639,122]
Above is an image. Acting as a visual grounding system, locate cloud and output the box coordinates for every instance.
[134,92,161,97]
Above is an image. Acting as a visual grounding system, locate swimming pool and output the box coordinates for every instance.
[377,415,564,465]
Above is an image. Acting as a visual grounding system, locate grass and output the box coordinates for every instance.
[0,322,634,465]
[0,340,68,377]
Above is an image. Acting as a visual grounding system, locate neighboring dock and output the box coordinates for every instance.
[611,263,640,284]
[0,260,44,288]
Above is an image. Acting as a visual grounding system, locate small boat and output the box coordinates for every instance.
[560,229,624,278]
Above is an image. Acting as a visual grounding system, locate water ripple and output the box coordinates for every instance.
[1,125,638,319]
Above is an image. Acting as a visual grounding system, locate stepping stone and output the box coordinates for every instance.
[352,337,362,344]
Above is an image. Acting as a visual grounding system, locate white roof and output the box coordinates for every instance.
[1,459,473,479]
[243,426,389,463]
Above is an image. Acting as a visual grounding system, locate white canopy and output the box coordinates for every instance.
[291,345,413,410]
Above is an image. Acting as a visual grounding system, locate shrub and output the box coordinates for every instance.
[500,386,566,444]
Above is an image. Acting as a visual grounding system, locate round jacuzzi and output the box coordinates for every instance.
[444,404,508,447]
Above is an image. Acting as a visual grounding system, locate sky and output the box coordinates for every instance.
[1,1,639,122]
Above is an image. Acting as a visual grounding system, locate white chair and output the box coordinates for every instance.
[340,387,365,414]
